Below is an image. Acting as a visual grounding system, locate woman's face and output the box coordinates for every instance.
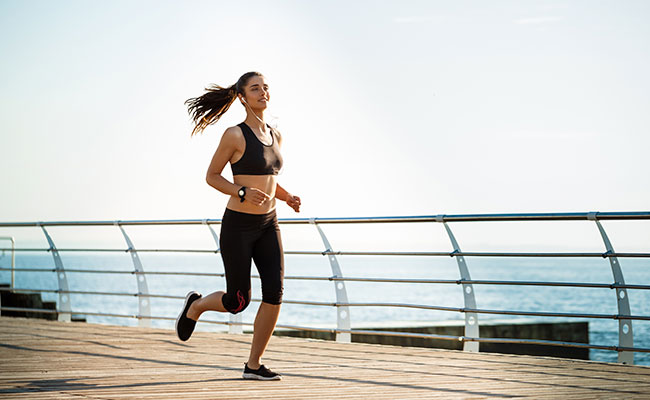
[242,75,269,110]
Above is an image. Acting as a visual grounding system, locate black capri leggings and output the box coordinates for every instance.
[220,208,284,314]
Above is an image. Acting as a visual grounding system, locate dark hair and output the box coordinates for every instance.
[185,71,264,136]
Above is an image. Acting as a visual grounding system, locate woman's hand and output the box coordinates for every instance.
[275,183,300,212]
[245,187,272,206]
[286,194,301,213]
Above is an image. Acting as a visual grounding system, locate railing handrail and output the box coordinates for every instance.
[0,210,649,227]
[2,248,650,259]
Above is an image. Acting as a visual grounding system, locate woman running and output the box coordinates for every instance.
[176,72,301,381]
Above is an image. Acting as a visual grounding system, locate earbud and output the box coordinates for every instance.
[240,97,247,103]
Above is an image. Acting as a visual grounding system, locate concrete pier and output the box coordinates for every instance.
[274,319,589,359]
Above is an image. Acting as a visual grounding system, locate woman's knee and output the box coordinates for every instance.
[222,290,251,314]
[261,286,283,306]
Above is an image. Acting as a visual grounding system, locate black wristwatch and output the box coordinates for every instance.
[238,186,247,203]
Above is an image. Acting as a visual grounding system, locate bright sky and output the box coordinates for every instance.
[1,1,649,249]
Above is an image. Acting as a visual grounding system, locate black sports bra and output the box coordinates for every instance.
[231,122,283,176]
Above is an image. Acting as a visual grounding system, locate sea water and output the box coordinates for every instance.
[1,251,648,366]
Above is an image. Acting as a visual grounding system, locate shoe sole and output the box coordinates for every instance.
[175,291,200,341]
[242,373,282,381]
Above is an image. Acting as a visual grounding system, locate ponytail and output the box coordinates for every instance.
[185,84,237,136]
[185,71,263,136]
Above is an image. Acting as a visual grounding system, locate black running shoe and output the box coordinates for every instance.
[176,291,201,341]
[242,363,282,381]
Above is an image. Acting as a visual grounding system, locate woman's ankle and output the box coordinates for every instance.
[186,300,200,321]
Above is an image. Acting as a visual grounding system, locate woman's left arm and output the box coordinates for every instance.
[274,129,300,212]
[276,183,301,213]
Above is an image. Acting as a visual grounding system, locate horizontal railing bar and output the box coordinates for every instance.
[472,308,650,320]
[0,288,332,308]
[2,248,649,258]
[284,212,650,223]
[0,268,324,282]
[345,329,650,353]
[0,267,137,274]
[300,251,650,258]
[0,307,233,325]
[3,307,648,354]
[0,288,333,306]
[278,275,332,281]
[307,251,650,258]
[0,287,200,300]
[271,324,650,353]
[0,220,226,227]
[65,310,140,319]
[1,288,128,296]
[447,280,602,288]
[143,271,224,277]
[7,290,647,320]
[0,267,125,274]
[226,322,650,353]
[0,267,227,277]
[287,250,450,256]
[0,287,174,299]
[275,324,463,341]
[281,299,334,307]
[4,268,650,290]
[0,287,55,294]
[329,276,650,290]
[0,307,206,321]
[339,302,650,321]
[0,248,220,253]
[1,211,649,227]
[456,280,650,290]
[1,306,59,314]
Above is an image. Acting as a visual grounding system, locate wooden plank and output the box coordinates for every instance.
[1,317,650,399]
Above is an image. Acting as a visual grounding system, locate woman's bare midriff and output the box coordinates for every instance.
[227,174,278,214]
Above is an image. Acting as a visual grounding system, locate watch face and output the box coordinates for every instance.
[239,189,245,196]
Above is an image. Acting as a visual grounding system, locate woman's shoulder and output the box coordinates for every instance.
[223,124,245,138]
[219,125,245,146]
[270,126,282,144]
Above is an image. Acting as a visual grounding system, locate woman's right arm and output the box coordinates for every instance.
[205,127,241,197]
[205,128,271,206]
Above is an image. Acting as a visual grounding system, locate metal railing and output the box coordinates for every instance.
[0,211,648,364]
[0,236,15,288]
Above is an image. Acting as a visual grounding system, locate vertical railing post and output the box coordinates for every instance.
[40,225,72,322]
[437,215,480,352]
[588,212,634,364]
[0,236,15,317]
[0,236,15,289]
[203,219,242,334]
[116,222,151,327]
[310,219,351,342]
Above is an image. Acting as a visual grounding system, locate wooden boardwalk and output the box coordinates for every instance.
[1,317,649,399]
